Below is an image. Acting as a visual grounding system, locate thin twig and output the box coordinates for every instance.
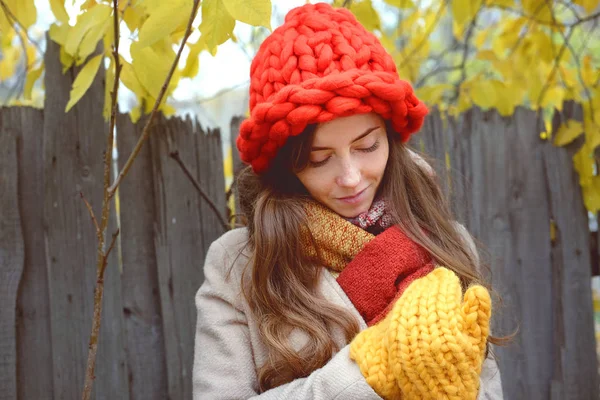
[80,192,100,239]
[169,149,229,231]
[398,1,447,69]
[536,28,573,109]
[0,0,44,55]
[100,229,120,276]
[451,7,481,102]
[546,0,595,121]
[108,0,201,198]
[80,0,123,398]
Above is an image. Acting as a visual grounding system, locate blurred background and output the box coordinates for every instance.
[1,0,600,399]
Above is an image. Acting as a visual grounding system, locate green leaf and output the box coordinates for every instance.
[137,0,192,48]
[554,120,584,146]
[222,0,271,30]
[65,54,103,112]
[199,0,236,52]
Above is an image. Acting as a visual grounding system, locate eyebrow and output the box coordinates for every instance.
[311,126,380,151]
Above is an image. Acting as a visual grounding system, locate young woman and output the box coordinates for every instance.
[193,3,503,399]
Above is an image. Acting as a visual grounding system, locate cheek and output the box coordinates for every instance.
[296,170,331,198]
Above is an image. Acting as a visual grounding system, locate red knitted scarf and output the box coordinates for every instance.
[303,201,434,326]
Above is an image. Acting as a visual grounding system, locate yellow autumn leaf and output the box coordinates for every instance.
[23,64,44,100]
[65,54,103,112]
[14,0,37,29]
[530,31,554,63]
[49,23,70,45]
[77,14,112,65]
[137,0,192,48]
[222,0,271,30]
[103,58,115,120]
[582,176,600,213]
[123,5,143,32]
[474,29,489,49]
[119,57,145,96]
[64,4,112,57]
[415,84,452,105]
[573,0,598,14]
[582,55,595,86]
[130,42,177,100]
[60,46,74,72]
[383,0,414,8]
[0,47,19,80]
[50,0,69,24]
[522,0,552,23]
[349,0,380,32]
[553,120,583,146]
[451,0,482,36]
[182,40,204,78]
[489,80,524,116]
[540,86,565,112]
[469,80,497,109]
[199,0,236,52]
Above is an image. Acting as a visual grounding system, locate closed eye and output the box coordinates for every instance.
[357,140,380,153]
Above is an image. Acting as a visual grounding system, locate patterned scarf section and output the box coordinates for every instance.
[346,198,393,234]
[302,201,434,326]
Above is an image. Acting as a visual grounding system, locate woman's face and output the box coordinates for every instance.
[295,113,389,218]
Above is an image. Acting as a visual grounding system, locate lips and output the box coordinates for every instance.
[337,186,368,203]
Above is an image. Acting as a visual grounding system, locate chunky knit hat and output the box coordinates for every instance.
[236,2,429,173]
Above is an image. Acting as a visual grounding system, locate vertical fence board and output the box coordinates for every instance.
[196,124,227,252]
[0,109,25,400]
[150,115,207,400]
[545,106,598,399]
[415,108,451,199]
[42,38,128,400]
[13,107,55,400]
[116,114,168,400]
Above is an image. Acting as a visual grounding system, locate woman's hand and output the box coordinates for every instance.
[350,267,491,400]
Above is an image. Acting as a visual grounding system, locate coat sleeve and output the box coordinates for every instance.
[193,238,382,400]
[454,223,505,399]
[478,354,504,400]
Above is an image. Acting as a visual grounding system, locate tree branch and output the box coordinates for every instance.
[398,1,447,69]
[169,148,229,231]
[81,0,124,397]
[108,0,201,197]
[80,192,100,240]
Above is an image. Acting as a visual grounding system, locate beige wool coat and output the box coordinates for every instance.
[193,227,504,400]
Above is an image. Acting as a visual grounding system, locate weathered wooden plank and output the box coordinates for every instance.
[42,37,128,400]
[230,116,244,223]
[414,107,451,199]
[0,108,26,400]
[116,113,168,400]
[544,105,598,399]
[150,115,211,400]
[12,107,55,400]
[461,107,554,399]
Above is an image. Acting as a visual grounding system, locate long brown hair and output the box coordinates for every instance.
[236,123,501,391]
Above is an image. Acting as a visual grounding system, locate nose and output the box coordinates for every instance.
[336,158,361,188]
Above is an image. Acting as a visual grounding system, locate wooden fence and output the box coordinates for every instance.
[0,38,598,399]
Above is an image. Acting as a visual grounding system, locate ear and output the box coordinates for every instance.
[406,148,435,177]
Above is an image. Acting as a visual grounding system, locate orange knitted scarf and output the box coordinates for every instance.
[302,201,434,326]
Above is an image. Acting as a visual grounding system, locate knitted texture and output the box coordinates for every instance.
[350,267,492,400]
[237,3,428,173]
[303,201,374,272]
[346,198,392,234]
[302,201,433,326]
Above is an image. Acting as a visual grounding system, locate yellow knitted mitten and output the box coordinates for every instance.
[350,267,491,400]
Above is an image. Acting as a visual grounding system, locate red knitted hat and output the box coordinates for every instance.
[236,2,428,173]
